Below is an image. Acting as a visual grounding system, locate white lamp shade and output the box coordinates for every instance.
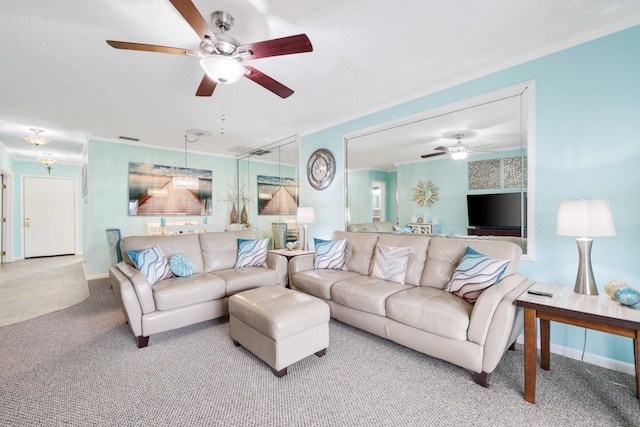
[297,207,316,224]
[557,199,616,237]
[200,55,245,84]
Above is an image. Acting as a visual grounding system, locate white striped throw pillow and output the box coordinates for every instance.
[444,247,510,303]
[370,244,411,284]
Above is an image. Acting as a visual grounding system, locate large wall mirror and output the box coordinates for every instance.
[236,135,300,248]
[344,81,535,260]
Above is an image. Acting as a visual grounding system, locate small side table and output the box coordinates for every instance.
[515,283,640,404]
[406,222,433,234]
[269,249,315,287]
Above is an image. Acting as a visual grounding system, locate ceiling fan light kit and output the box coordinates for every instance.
[200,55,246,84]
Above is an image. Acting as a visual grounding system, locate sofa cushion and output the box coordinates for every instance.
[314,238,346,270]
[370,244,411,284]
[200,230,257,272]
[127,245,175,285]
[331,276,411,316]
[152,273,226,311]
[377,234,430,286]
[420,237,521,290]
[331,231,379,275]
[214,267,278,296]
[169,253,195,277]
[386,287,473,340]
[291,269,361,300]
[235,238,269,268]
[444,247,510,303]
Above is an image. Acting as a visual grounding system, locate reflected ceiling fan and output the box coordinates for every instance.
[106,0,313,98]
[421,133,492,160]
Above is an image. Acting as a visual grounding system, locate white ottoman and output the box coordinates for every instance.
[229,286,330,377]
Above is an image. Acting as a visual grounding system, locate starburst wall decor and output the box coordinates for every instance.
[412,180,439,207]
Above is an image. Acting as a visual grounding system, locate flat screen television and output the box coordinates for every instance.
[467,192,526,229]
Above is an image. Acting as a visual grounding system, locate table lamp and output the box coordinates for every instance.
[556,199,616,295]
[297,207,316,251]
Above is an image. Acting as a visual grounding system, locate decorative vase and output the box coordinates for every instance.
[410,215,417,223]
[241,205,248,224]
[230,205,238,224]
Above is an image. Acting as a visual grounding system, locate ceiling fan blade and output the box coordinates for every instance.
[195,74,217,96]
[420,152,447,159]
[169,0,218,44]
[244,66,294,98]
[433,146,449,151]
[236,34,313,60]
[106,40,199,56]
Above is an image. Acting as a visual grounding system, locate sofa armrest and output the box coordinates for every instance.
[109,267,143,337]
[115,262,156,314]
[467,273,532,346]
[266,253,287,286]
[289,254,315,275]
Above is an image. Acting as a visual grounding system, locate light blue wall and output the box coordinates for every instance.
[300,25,640,365]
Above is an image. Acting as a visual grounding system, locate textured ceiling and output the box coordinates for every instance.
[1,1,639,165]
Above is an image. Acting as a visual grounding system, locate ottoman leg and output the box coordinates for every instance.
[315,348,327,357]
[272,367,288,377]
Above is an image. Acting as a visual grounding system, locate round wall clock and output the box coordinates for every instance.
[307,148,335,190]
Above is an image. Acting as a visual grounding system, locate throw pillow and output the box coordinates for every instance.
[370,244,411,284]
[170,253,195,277]
[235,238,269,268]
[392,225,413,233]
[444,247,510,303]
[314,238,347,270]
[126,245,175,285]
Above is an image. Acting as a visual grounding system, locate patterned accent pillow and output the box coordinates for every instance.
[445,247,510,303]
[235,238,269,268]
[370,244,411,284]
[314,238,347,270]
[126,245,175,285]
[169,253,195,277]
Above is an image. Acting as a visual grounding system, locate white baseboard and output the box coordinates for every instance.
[515,336,635,376]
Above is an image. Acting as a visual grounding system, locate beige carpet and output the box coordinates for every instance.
[0,278,637,426]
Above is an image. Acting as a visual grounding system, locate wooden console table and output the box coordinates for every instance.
[515,283,640,404]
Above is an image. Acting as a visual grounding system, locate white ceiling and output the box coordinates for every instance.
[1,1,639,165]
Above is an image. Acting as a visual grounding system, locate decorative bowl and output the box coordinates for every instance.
[605,280,627,300]
[614,287,640,306]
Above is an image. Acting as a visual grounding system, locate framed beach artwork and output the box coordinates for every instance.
[128,162,213,216]
[257,175,299,215]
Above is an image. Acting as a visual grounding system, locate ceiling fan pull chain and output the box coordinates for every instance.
[220,85,226,135]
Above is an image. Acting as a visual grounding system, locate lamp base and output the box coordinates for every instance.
[574,238,598,295]
[302,224,310,251]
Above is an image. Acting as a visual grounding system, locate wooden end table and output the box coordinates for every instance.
[268,249,315,287]
[515,283,640,404]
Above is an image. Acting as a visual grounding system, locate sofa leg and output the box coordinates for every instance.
[137,336,149,348]
[473,371,490,387]
[272,367,287,377]
[315,348,327,357]
[508,341,517,351]
[232,339,241,347]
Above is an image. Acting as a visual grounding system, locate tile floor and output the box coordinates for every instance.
[0,255,89,327]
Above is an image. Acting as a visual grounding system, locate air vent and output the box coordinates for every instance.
[119,136,139,142]
[248,149,272,156]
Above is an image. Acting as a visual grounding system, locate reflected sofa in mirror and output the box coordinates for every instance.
[344,82,534,259]
[236,135,301,248]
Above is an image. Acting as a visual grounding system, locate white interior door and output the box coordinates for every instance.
[24,177,76,258]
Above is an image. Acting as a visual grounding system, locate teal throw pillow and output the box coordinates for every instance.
[170,253,195,277]
[314,238,347,270]
[444,247,510,303]
[126,245,175,285]
[235,238,269,267]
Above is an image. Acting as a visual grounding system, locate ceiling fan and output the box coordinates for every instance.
[421,133,490,160]
[106,0,313,98]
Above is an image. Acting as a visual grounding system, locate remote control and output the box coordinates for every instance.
[527,290,553,297]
